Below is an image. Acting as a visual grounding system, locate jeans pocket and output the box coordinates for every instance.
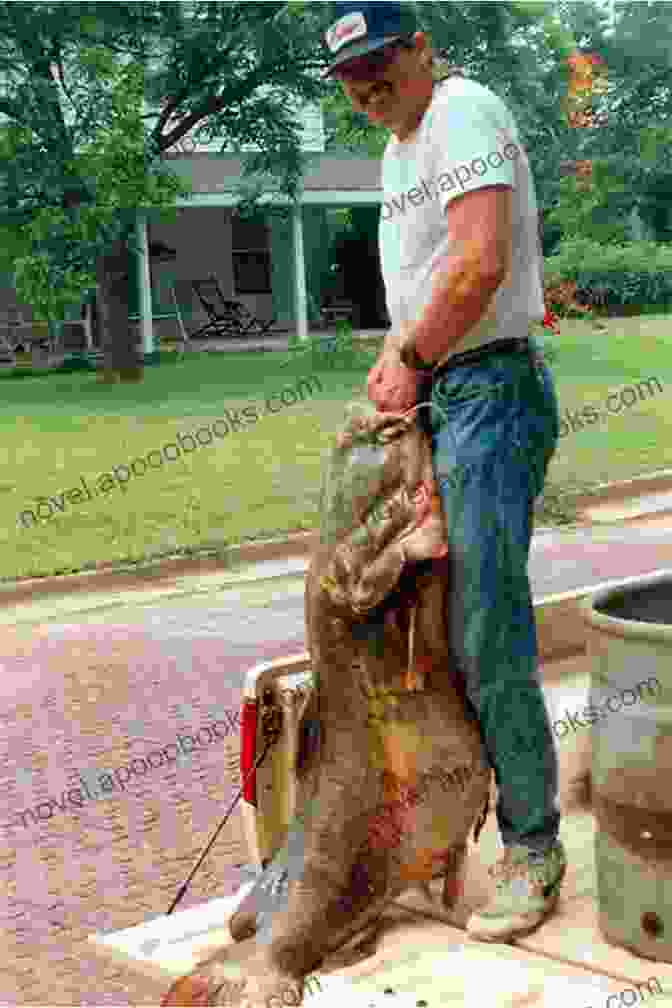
[435,372,511,400]
[432,377,511,420]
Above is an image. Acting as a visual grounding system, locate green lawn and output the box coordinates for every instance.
[3,314,671,581]
[534,314,671,522]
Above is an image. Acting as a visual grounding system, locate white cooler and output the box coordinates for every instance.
[239,653,315,869]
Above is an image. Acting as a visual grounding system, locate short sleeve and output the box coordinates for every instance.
[428,87,521,214]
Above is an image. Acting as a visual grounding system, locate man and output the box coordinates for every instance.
[322,2,566,942]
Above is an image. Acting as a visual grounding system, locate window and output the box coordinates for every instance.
[231,214,272,295]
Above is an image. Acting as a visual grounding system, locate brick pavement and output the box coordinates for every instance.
[0,622,301,1005]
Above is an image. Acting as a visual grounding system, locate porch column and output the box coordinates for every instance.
[292,203,309,343]
[136,211,154,355]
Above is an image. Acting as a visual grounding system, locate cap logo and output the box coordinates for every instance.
[326,12,368,54]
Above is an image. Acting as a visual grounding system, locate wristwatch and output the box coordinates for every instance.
[399,336,435,373]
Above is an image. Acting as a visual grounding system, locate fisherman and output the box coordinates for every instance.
[322,1,566,942]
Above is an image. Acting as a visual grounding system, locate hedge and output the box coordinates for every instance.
[544,238,672,316]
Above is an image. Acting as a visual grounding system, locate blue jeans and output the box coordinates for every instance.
[427,345,561,853]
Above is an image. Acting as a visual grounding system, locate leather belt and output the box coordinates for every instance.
[432,336,534,382]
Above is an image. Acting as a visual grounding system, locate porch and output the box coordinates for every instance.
[131,153,389,355]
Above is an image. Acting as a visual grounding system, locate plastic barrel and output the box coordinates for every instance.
[581,570,672,962]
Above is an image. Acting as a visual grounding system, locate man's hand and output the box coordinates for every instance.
[367,349,420,413]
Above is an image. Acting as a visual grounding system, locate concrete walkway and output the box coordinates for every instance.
[4,522,672,630]
[172,328,384,357]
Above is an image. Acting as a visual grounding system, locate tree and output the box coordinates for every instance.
[598,2,672,243]
[1,43,189,380]
[533,1,672,248]
[0,2,329,380]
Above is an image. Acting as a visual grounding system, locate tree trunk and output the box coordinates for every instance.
[95,237,144,383]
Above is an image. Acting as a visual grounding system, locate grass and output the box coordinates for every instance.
[534,313,671,522]
[3,314,671,582]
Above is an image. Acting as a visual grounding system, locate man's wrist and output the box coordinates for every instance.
[383,327,404,356]
[399,329,435,372]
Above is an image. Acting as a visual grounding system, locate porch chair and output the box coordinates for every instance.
[191,274,288,340]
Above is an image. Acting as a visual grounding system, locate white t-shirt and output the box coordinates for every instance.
[378,77,545,367]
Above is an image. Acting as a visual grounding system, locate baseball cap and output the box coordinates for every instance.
[323,2,417,79]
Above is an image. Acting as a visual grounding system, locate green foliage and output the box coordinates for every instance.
[637,168,672,244]
[0,41,190,320]
[322,90,390,157]
[0,1,329,325]
[546,162,632,246]
[545,238,672,312]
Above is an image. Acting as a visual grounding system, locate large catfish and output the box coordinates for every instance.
[162,401,491,1007]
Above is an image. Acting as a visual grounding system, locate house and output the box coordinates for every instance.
[132,143,388,352]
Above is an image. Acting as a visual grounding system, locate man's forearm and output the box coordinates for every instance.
[412,255,505,364]
[382,324,410,358]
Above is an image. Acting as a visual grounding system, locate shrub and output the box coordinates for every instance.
[545,238,672,316]
[545,164,633,247]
